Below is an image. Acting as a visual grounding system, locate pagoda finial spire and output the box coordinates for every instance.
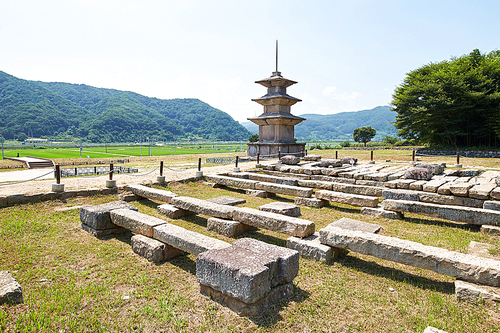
[276,40,278,72]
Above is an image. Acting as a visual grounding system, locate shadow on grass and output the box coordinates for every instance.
[178,214,209,228]
[165,254,197,275]
[338,255,454,294]
[403,215,481,231]
[323,204,362,215]
[238,230,287,247]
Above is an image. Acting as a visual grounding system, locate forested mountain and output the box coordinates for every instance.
[0,70,251,142]
[241,106,397,141]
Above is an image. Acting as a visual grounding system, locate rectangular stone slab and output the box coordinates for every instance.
[319,225,500,287]
[329,217,382,234]
[126,184,177,203]
[79,201,138,230]
[171,196,236,219]
[455,280,500,304]
[81,223,126,237]
[157,203,192,219]
[296,179,335,190]
[287,232,334,263]
[232,207,315,237]
[0,271,23,304]
[382,199,500,225]
[153,223,231,256]
[331,183,383,197]
[205,174,259,189]
[205,196,246,206]
[207,217,256,237]
[110,209,167,237]
[131,234,184,262]
[255,182,313,198]
[315,190,379,208]
[294,197,328,208]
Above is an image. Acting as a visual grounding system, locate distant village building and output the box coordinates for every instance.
[246,60,306,157]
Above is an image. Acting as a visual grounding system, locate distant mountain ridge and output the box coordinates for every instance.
[241,106,397,141]
[0,70,251,142]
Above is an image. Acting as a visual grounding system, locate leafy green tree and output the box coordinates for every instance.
[353,126,376,146]
[391,49,500,147]
[17,132,27,142]
[382,135,399,145]
[248,134,259,142]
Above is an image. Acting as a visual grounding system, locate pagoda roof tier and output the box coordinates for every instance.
[255,71,297,88]
[251,94,301,107]
[247,113,305,126]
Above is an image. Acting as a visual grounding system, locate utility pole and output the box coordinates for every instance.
[1,135,4,159]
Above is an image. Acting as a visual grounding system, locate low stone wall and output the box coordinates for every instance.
[417,149,500,158]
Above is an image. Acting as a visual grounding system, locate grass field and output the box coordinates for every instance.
[1,151,500,332]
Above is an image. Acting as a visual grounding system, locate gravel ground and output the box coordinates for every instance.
[0,162,261,196]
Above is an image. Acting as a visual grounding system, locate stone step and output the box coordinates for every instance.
[232,207,315,238]
[319,224,500,287]
[126,184,177,203]
[205,174,259,189]
[315,190,379,208]
[382,199,500,225]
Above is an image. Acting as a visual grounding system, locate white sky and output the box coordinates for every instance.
[1,0,499,122]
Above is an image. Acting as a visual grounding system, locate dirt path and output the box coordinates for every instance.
[0,162,261,196]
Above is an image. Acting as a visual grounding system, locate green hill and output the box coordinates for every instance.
[241,106,397,141]
[0,70,251,142]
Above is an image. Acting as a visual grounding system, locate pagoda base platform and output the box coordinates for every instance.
[247,142,306,158]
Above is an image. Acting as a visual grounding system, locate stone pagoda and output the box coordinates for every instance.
[246,46,306,157]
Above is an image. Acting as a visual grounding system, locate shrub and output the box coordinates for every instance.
[339,141,351,147]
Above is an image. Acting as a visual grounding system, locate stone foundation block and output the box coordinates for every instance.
[131,234,184,262]
[490,187,500,200]
[297,179,334,190]
[81,223,127,237]
[484,200,500,211]
[0,271,23,305]
[418,192,484,208]
[153,223,231,256]
[157,203,192,219]
[382,189,420,202]
[450,183,474,197]
[255,182,313,198]
[206,196,246,206]
[126,184,178,203]
[196,238,298,305]
[469,183,497,200]
[455,279,500,304]
[320,224,500,286]
[409,180,428,191]
[275,177,299,186]
[361,206,403,219]
[232,207,315,237]
[294,197,328,208]
[287,232,336,263]
[259,202,301,217]
[329,217,382,234]
[422,179,447,193]
[79,201,138,230]
[245,189,272,198]
[207,217,256,237]
[481,225,500,235]
[200,282,293,316]
[205,174,259,189]
[110,209,167,237]
[171,196,236,219]
[382,199,500,225]
[315,190,379,208]
[331,183,383,197]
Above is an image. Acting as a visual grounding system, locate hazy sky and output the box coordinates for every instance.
[1,0,499,122]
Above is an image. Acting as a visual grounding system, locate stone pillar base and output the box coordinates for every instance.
[455,164,463,168]
[106,179,116,188]
[52,183,64,192]
[157,175,166,183]
[233,167,240,172]
[255,164,262,168]
[196,171,203,178]
[368,160,375,164]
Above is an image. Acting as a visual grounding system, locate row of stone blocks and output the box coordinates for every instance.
[79,201,300,315]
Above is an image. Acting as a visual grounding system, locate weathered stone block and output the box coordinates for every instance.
[356,179,385,187]
[329,217,382,234]
[482,225,500,235]
[206,196,246,206]
[207,217,256,237]
[131,234,184,262]
[79,201,138,230]
[418,192,484,208]
[396,179,417,189]
[153,223,230,255]
[422,179,448,193]
[7,194,25,206]
[81,223,126,237]
[331,183,383,197]
[232,207,315,237]
[280,155,300,165]
[384,180,398,189]
[287,232,335,263]
[110,209,167,237]
[491,187,500,200]
[126,184,177,203]
[469,183,497,200]
[409,180,427,191]
[275,177,299,186]
[205,174,259,189]
[316,190,379,208]
[294,197,328,208]
[171,196,235,219]
[383,199,500,225]
[455,280,500,304]
[259,202,301,217]
[0,271,23,304]
[255,182,313,198]
[319,225,500,286]
[157,203,192,219]
[483,201,500,211]
[436,182,452,195]
[304,154,321,161]
[468,241,497,260]
[296,179,334,190]
[361,206,403,219]
[245,189,272,198]
[414,162,445,175]
[460,169,480,177]
[247,173,279,183]
[450,183,474,196]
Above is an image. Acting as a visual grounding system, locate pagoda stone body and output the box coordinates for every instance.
[246,70,306,157]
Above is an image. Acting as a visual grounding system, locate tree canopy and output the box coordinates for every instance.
[391,49,500,147]
[353,126,376,146]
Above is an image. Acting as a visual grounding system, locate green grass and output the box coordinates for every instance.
[1,182,500,332]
